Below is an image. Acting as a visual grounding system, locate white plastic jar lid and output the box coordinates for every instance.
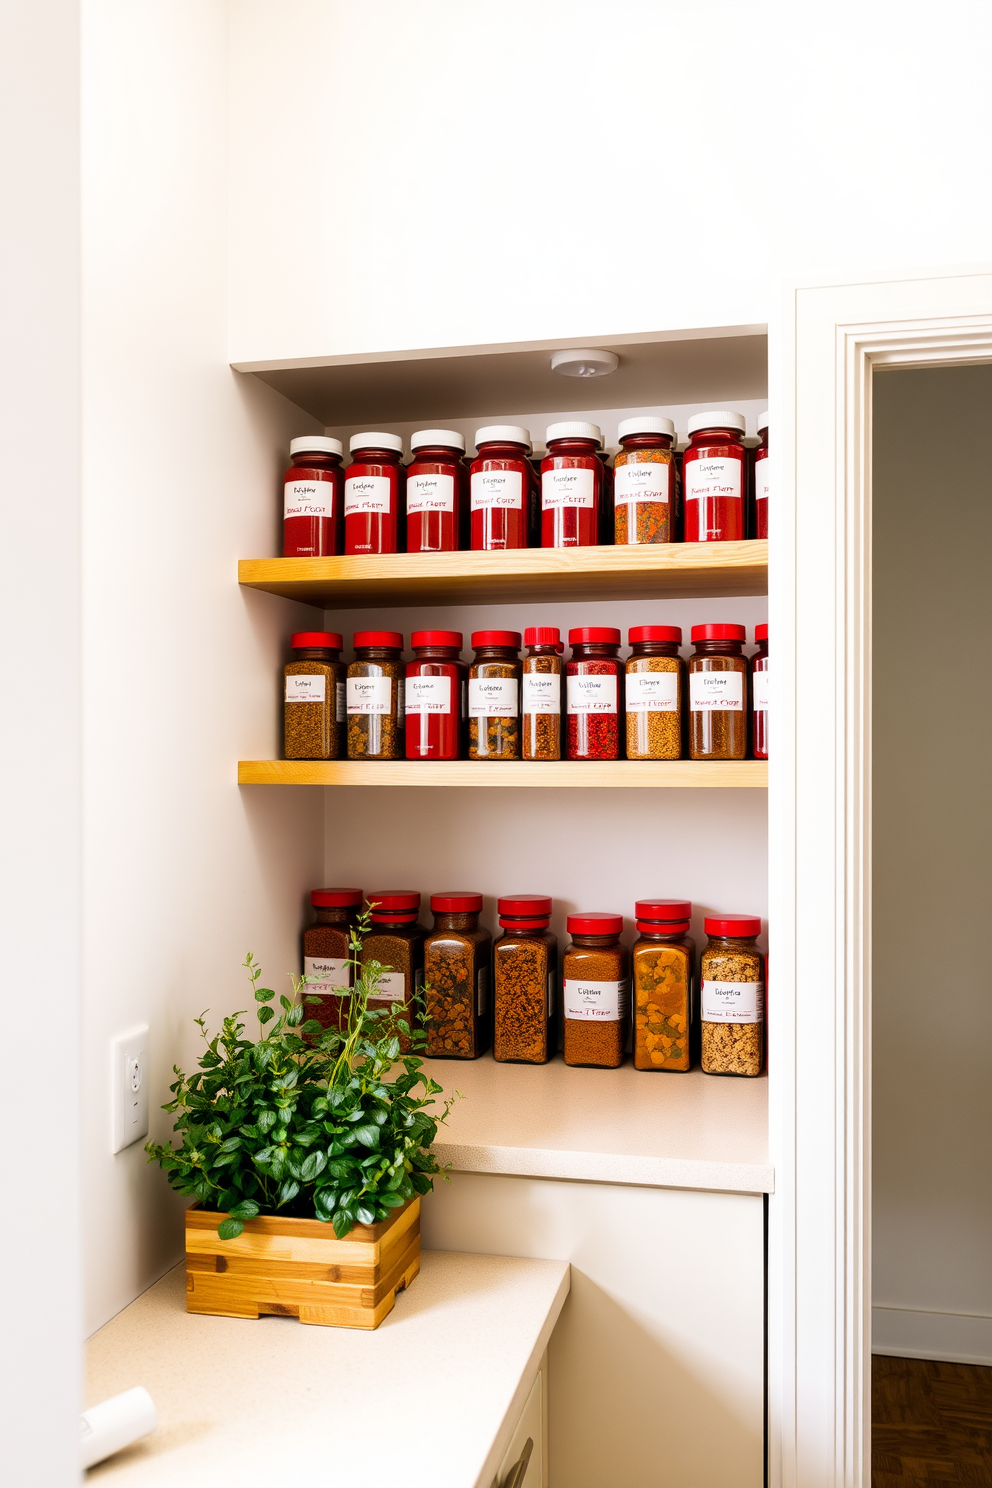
[618,416,676,440]
[349,431,404,454]
[686,410,746,436]
[410,428,465,452]
[475,424,531,448]
[546,420,602,443]
[757,410,769,432]
[290,435,343,457]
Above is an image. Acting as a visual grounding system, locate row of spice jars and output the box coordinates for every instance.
[303,890,765,1077]
[283,624,768,763]
[282,412,769,558]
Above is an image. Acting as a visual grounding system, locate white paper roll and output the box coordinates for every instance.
[80,1386,157,1470]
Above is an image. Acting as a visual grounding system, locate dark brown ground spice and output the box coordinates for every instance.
[284,654,345,760]
[562,934,629,1069]
[424,912,491,1058]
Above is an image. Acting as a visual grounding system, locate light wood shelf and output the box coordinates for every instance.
[238,759,767,788]
[238,540,767,610]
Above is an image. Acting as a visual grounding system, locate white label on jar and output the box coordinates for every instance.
[685,457,742,505]
[371,971,405,1002]
[522,673,560,714]
[702,979,764,1023]
[756,455,770,505]
[564,978,629,1021]
[407,472,454,514]
[304,956,350,994]
[476,965,490,1016]
[471,470,523,510]
[284,479,334,519]
[752,670,769,712]
[567,674,618,714]
[345,475,391,515]
[469,677,518,718]
[625,671,679,711]
[335,680,346,723]
[690,671,744,711]
[614,463,670,504]
[542,467,595,510]
[285,673,326,703]
[406,676,451,713]
[347,676,392,714]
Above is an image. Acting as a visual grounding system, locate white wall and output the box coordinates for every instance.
[228,0,992,362]
[872,364,992,1364]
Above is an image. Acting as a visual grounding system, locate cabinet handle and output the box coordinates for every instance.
[502,1436,534,1488]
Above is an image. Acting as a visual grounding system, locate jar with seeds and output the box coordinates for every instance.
[468,630,521,760]
[562,912,629,1068]
[625,625,684,760]
[361,891,425,1052]
[347,630,405,760]
[302,887,363,1034]
[283,631,345,760]
[522,626,563,761]
[688,623,748,760]
[700,914,764,1077]
[423,892,492,1058]
[493,895,558,1064]
[632,899,695,1071]
[614,415,675,545]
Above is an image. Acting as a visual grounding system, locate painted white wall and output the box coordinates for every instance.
[872,364,992,1364]
[228,0,992,362]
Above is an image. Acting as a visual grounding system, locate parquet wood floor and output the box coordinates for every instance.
[873,1354,992,1485]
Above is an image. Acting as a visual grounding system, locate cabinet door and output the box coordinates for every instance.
[494,1368,545,1488]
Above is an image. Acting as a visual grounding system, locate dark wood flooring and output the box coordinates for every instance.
[873,1354,992,1485]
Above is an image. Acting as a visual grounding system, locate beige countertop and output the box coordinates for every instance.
[425,1055,773,1194]
[87,1251,569,1488]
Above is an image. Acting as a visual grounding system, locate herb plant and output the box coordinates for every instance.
[146,910,453,1239]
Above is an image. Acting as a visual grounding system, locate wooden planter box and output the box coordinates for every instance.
[185,1196,420,1330]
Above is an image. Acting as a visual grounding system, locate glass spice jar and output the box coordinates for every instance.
[755,412,769,540]
[541,421,603,548]
[468,630,521,760]
[683,411,747,542]
[423,892,492,1059]
[632,899,695,1072]
[283,435,344,557]
[566,627,623,761]
[493,895,558,1064]
[344,432,404,555]
[625,625,684,761]
[347,631,405,760]
[302,887,363,1034]
[562,913,629,1068]
[688,623,748,761]
[362,891,425,1051]
[522,626,563,761]
[596,439,615,545]
[700,915,764,1077]
[284,631,345,760]
[470,425,532,551]
[614,416,675,545]
[752,623,768,760]
[405,629,464,761]
[406,429,467,554]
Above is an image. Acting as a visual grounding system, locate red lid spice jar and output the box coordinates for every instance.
[405,629,464,761]
[755,412,769,539]
[283,436,344,557]
[284,631,345,760]
[347,631,405,760]
[566,627,623,761]
[303,887,363,1034]
[362,891,425,1050]
[614,416,675,545]
[688,623,747,761]
[522,626,563,762]
[632,899,695,1072]
[625,625,684,760]
[541,421,603,548]
[470,425,532,551]
[700,914,764,1076]
[683,411,746,542]
[406,429,467,554]
[562,913,629,1068]
[493,895,558,1065]
[752,623,768,760]
[423,892,492,1059]
[344,432,404,555]
[468,630,521,760]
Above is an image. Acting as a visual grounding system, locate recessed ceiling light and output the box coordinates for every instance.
[550,348,619,379]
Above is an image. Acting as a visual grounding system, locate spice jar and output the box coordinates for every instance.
[362,891,425,1049]
[470,426,532,550]
[284,631,345,760]
[751,623,768,760]
[614,416,675,545]
[689,623,747,761]
[562,913,629,1068]
[541,421,603,548]
[406,429,467,554]
[700,915,764,1077]
[405,629,464,761]
[303,887,363,1034]
[632,900,695,1072]
[344,432,404,555]
[468,630,521,760]
[283,436,344,557]
[683,411,746,542]
[566,627,623,761]
[625,625,684,760]
[755,412,769,540]
[522,626,563,762]
[493,895,558,1064]
[423,892,492,1059]
[347,631,405,760]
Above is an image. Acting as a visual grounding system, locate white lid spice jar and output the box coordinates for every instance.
[344,432,404,555]
[614,416,675,545]
[283,435,344,557]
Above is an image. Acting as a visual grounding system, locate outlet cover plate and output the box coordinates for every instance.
[112,1025,149,1154]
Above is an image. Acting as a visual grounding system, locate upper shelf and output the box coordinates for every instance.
[239,540,767,610]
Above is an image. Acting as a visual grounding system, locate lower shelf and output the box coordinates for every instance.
[238,759,768,788]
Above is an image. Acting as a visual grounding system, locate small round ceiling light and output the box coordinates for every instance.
[550,348,619,379]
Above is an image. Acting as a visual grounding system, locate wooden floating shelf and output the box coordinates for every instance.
[238,759,768,788]
[238,540,767,610]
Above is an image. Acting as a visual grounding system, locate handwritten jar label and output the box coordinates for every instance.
[347,676,392,715]
[689,671,743,711]
[407,473,454,514]
[752,671,769,712]
[702,979,764,1024]
[304,956,351,994]
[522,673,560,714]
[625,672,678,711]
[471,470,523,510]
[567,674,618,714]
[344,475,391,515]
[468,677,519,717]
[406,676,452,714]
[285,479,334,519]
[285,674,326,702]
[335,680,346,722]
[563,977,630,1021]
[370,971,405,1002]
[685,457,742,505]
[542,467,595,510]
[614,464,669,504]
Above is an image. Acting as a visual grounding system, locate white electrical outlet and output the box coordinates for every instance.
[112,1025,149,1154]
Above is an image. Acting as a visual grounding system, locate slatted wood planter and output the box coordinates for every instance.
[185,1197,420,1330]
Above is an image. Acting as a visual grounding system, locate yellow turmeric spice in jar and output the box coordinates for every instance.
[631,900,695,1071]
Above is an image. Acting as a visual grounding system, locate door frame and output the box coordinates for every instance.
[768,264,992,1487]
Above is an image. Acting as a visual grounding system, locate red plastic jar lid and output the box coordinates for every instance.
[629,626,682,645]
[524,627,562,647]
[412,630,463,649]
[498,894,553,918]
[755,624,768,642]
[353,631,403,649]
[690,624,747,642]
[311,887,363,908]
[567,912,623,936]
[704,915,762,937]
[568,627,622,645]
[637,919,690,936]
[471,630,521,649]
[368,890,421,919]
[292,631,343,649]
[635,899,692,922]
[431,891,483,913]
